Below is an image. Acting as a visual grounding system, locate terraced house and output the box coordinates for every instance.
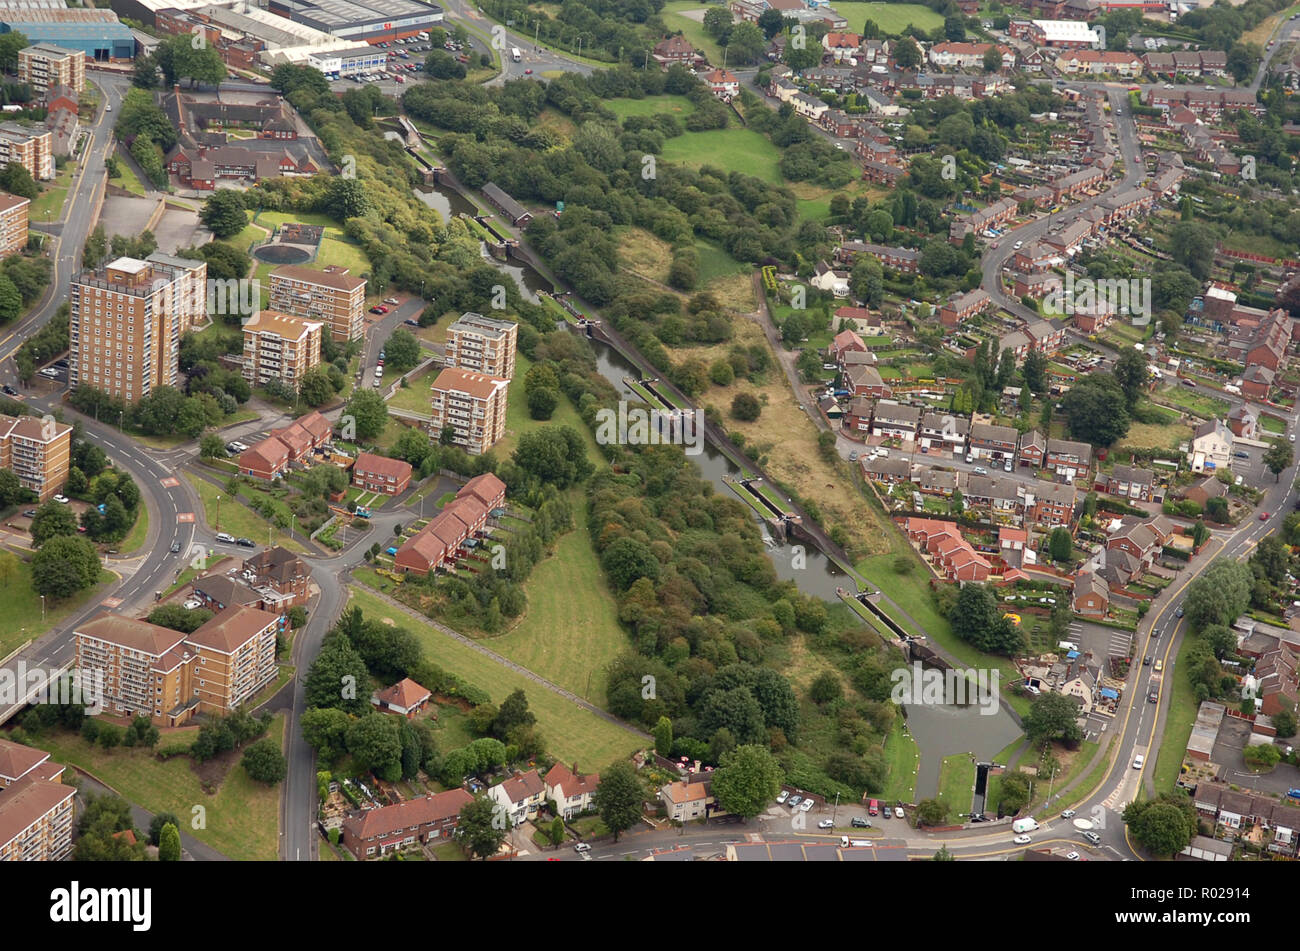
[341,788,474,860]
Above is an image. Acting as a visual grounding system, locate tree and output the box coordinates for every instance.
[148,812,181,846]
[0,162,36,200]
[158,822,181,861]
[996,771,1031,815]
[29,500,78,546]
[1264,440,1292,483]
[592,760,643,841]
[731,392,761,421]
[601,536,660,590]
[30,534,100,598]
[1024,692,1084,747]
[383,328,421,373]
[653,715,673,755]
[982,45,1002,73]
[199,432,226,459]
[527,386,558,420]
[704,7,734,39]
[1169,222,1216,280]
[1061,374,1130,447]
[712,744,783,819]
[298,367,335,408]
[0,274,20,324]
[1272,709,1296,738]
[457,795,507,859]
[492,688,536,739]
[933,845,954,861]
[1112,348,1148,411]
[809,671,842,705]
[894,36,921,69]
[1048,527,1073,563]
[1206,497,1229,523]
[756,7,784,38]
[949,583,999,649]
[342,388,388,441]
[725,22,767,65]
[1183,560,1253,632]
[0,31,29,72]
[242,737,287,784]
[512,426,593,489]
[346,713,403,779]
[1123,793,1197,857]
[304,635,369,713]
[199,191,246,239]
[915,798,949,827]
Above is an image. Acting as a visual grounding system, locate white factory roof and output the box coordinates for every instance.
[1032,19,1101,44]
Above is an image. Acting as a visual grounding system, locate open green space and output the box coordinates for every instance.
[0,565,115,659]
[695,238,750,285]
[938,752,975,814]
[32,164,77,220]
[661,127,783,184]
[35,715,285,860]
[1259,414,1286,435]
[1151,636,1200,794]
[829,1,944,33]
[1153,386,1228,420]
[605,94,696,119]
[181,472,310,555]
[346,587,643,767]
[882,716,920,804]
[660,2,726,64]
[486,515,627,701]
[495,351,603,461]
[120,502,149,554]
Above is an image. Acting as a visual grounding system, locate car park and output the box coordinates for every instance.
[851,816,870,828]
[868,799,879,816]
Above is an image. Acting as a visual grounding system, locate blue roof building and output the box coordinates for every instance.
[0,9,135,60]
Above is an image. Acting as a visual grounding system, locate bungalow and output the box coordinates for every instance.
[1098,464,1155,502]
[487,769,547,827]
[861,455,912,484]
[939,289,993,328]
[969,421,1018,462]
[370,677,432,718]
[545,762,600,820]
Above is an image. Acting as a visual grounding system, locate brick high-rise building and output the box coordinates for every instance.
[268,264,366,342]
[146,251,208,335]
[0,122,53,180]
[0,738,75,862]
[0,413,71,502]
[18,44,85,99]
[0,190,29,258]
[74,605,284,726]
[444,312,518,380]
[428,366,509,456]
[241,309,323,391]
[70,256,205,403]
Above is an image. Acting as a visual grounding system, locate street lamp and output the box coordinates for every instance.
[40,595,45,622]
[215,495,221,532]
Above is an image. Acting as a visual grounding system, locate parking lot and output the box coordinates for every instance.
[1212,716,1300,796]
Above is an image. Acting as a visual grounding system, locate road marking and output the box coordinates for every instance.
[101,597,122,608]
[160,476,180,488]
[177,512,195,523]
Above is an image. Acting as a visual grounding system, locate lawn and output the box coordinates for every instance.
[938,752,976,815]
[120,502,149,554]
[487,514,628,702]
[661,126,783,184]
[346,587,643,767]
[882,716,920,804]
[696,238,749,286]
[1260,414,1286,435]
[0,566,115,660]
[34,715,285,860]
[606,94,696,120]
[660,2,726,65]
[32,165,77,221]
[1153,386,1228,420]
[181,472,310,556]
[1151,636,1200,794]
[829,1,944,33]
[385,377,435,417]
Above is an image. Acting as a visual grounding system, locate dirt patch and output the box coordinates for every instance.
[618,227,674,286]
[708,272,756,312]
[380,616,396,626]
[191,745,241,793]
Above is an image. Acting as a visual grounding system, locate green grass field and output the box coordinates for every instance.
[938,752,976,815]
[120,503,149,554]
[32,165,77,221]
[882,717,920,803]
[606,94,696,119]
[661,127,783,184]
[494,351,603,462]
[1151,637,1200,794]
[830,1,944,33]
[0,565,115,659]
[695,238,749,285]
[660,2,726,65]
[385,376,434,417]
[181,472,309,555]
[35,716,285,860]
[347,587,643,767]
[486,516,627,702]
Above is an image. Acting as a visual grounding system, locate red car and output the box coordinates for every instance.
[369,305,388,314]
[1261,511,1271,521]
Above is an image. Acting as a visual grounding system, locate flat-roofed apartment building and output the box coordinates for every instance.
[0,412,71,501]
[241,308,323,391]
[146,251,208,335]
[0,122,53,180]
[444,312,518,380]
[70,255,207,403]
[429,366,508,456]
[0,738,76,862]
[0,190,28,258]
[18,43,85,97]
[268,263,366,342]
[75,605,283,726]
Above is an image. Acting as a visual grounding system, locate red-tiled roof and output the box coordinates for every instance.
[373,677,430,710]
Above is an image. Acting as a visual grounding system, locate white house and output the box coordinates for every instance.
[811,261,851,297]
[486,769,547,826]
[544,762,600,820]
[1188,418,1233,474]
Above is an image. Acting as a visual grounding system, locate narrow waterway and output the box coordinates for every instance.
[407,174,1023,803]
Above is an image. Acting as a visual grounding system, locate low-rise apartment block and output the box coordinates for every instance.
[0,122,53,180]
[241,309,323,392]
[0,190,29,258]
[0,412,71,502]
[268,264,366,342]
[352,451,413,496]
[18,43,85,98]
[429,366,509,456]
[444,312,518,380]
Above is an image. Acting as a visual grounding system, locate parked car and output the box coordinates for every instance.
[973,466,988,475]
[21,510,34,518]
[384,297,399,305]
[1,384,15,395]
[894,806,904,819]
[53,494,69,503]
[848,450,860,462]
[799,798,814,812]
[236,537,255,548]
[850,816,871,828]
[818,819,834,829]
[404,319,419,327]
[215,533,237,544]
[573,842,591,853]
[787,795,802,808]
[776,790,789,804]
[1181,378,1197,388]
[183,599,202,610]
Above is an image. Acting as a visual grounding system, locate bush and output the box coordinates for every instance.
[731,392,761,421]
